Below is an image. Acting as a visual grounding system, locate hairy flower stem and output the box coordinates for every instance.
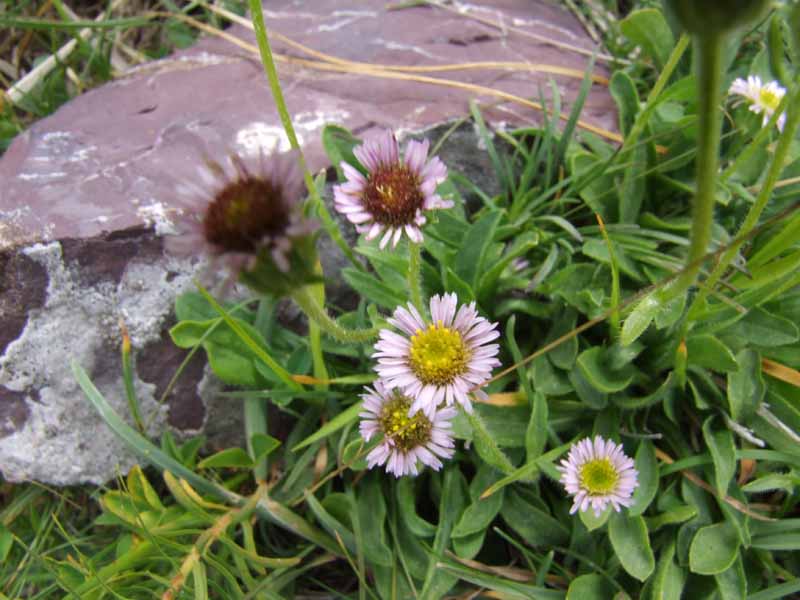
[685,81,800,326]
[408,242,424,310]
[247,0,365,273]
[466,410,515,475]
[659,31,725,304]
[291,286,380,343]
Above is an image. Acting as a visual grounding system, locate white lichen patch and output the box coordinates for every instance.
[0,240,199,485]
[235,122,293,157]
[136,200,178,235]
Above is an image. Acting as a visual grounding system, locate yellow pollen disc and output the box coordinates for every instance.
[579,458,619,495]
[758,88,781,111]
[379,391,433,451]
[408,323,470,386]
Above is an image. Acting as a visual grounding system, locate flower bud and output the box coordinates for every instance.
[665,0,771,35]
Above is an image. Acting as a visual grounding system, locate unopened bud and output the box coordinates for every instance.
[666,0,771,35]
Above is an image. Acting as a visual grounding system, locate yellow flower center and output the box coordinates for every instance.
[758,87,782,112]
[408,321,470,386]
[379,391,432,451]
[579,458,619,495]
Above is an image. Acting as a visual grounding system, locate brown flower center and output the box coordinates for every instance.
[203,178,290,253]
[362,164,425,226]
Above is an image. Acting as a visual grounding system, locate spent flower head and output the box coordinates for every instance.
[558,436,639,517]
[373,293,501,417]
[359,381,456,477]
[333,129,452,249]
[729,75,787,131]
[168,150,319,295]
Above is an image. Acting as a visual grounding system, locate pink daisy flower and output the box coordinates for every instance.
[373,293,501,417]
[333,130,452,249]
[168,150,315,276]
[359,381,456,477]
[557,436,639,516]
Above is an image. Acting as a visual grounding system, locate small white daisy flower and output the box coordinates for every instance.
[729,75,787,131]
[359,381,456,477]
[557,436,639,517]
[373,292,501,417]
[333,129,453,249]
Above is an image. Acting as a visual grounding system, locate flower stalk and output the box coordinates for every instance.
[248,0,363,272]
[659,30,725,304]
[291,285,380,344]
[407,242,424,310]
[687,81,800,324]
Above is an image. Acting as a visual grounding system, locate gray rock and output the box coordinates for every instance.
[0,0,615,484]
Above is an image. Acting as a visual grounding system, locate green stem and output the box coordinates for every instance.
[247,0,365,272]
[291,286,380,343]
[308,269,330,395]
[407,242,424,309]
[466,410,515,475]
[659,31,725,303]
[686,81,800,324]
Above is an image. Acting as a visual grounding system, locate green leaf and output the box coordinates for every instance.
[752,534,800,550]
[175,291,219,321]
[321,124,360,177]
[724,307,799,346]
[686,335,738,372]
[505,315,547,459]
[689,522,739,575]
[0,525,13,563]
[741,473,798,493]
[357,476,392,567]
[501,488,569,547]
[444,267,476,302]
[340,437,368,471]
[396,478,437,537]
[701,416,736,496]
[629,440,658,516]
[546,308,579,370]
[453,467,505,538]
[620,8,675,70]
[650,542,684,600]
[197,448,254,470]
[727,348,765,422]
[342,267,406,309]
[715,555,746,600]
[454,210,502,287]
[250,433,281,462]
[645,505,698,532]
[610,71,640,136]
[567,574,615,600]
[292,401,362,451]
[608,513,655,581]
[612,372,676,410]
[576,347,635,393]
[580,506,611,531]
[621,293,661,346]
[420,468,468,598]
[169,319,216,348]
[570,367,609,409]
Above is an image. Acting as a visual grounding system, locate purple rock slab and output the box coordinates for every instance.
[0,0,617,484]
